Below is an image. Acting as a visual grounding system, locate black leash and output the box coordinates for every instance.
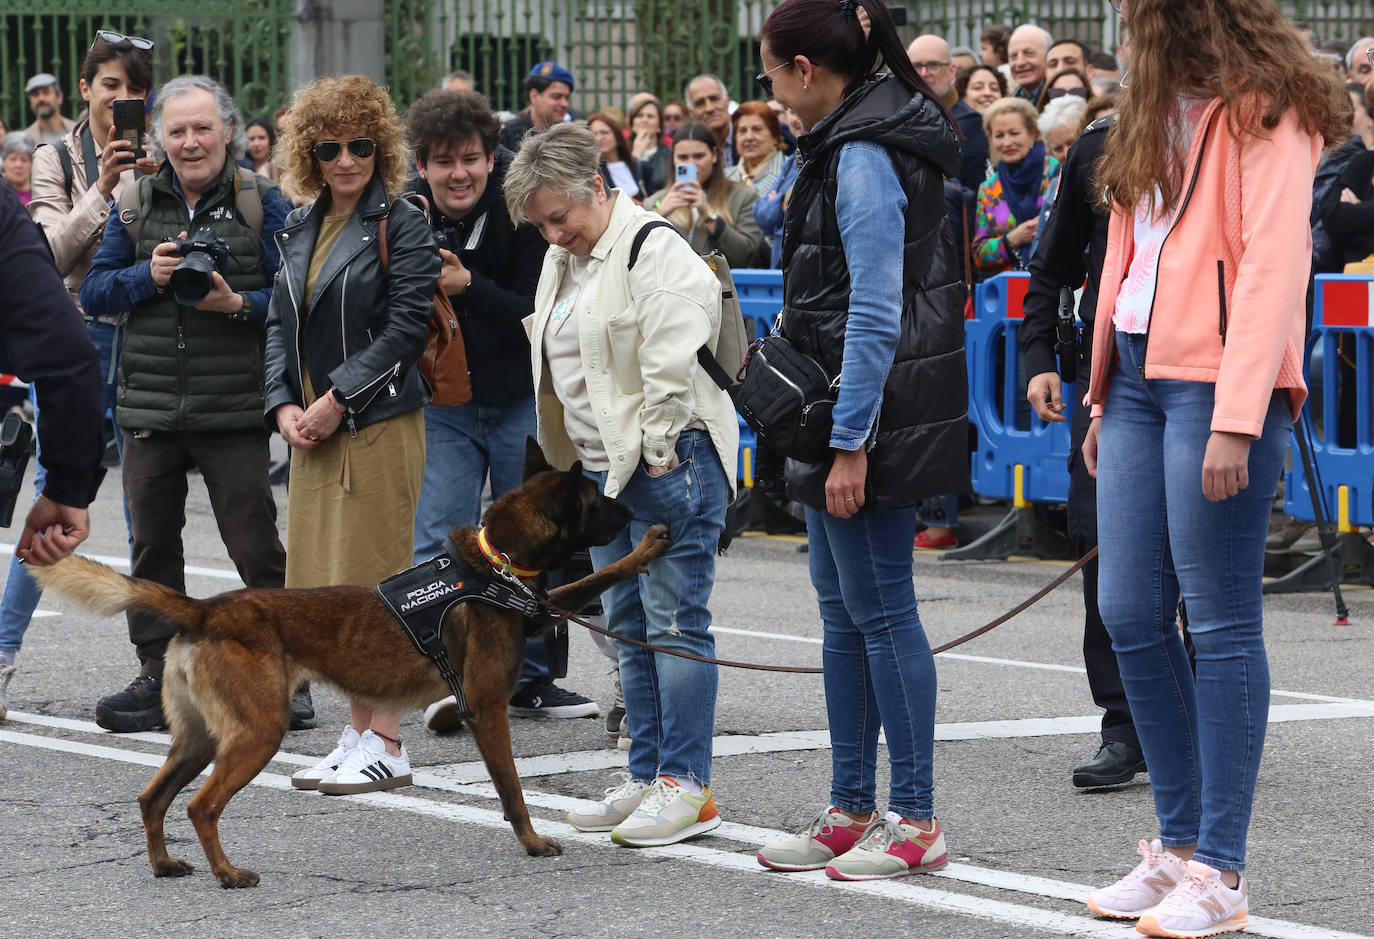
[539,547,1100,673]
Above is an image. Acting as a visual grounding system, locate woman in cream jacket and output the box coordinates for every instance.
[506,123,737,849]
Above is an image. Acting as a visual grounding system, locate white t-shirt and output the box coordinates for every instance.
[606,161,640,198]
[1113,98,1211,335]
[542,254,611,469]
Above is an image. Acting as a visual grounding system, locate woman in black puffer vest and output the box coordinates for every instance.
[754,0,970,880]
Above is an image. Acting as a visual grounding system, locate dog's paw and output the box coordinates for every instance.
[526,835,563,857]
[216,866,260,889]
[152,857,195,878]
[632,524,672,567]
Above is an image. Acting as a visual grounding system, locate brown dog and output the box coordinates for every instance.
[34,440,669,888]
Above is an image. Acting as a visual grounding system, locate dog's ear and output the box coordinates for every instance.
[556,461,585,495]
[523,437,553,481]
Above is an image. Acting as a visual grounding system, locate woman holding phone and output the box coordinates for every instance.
[643,121,765,267]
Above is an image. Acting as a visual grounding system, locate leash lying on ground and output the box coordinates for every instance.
[537,546,1100,674]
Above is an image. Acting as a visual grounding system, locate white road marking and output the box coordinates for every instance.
[0,724,1364,939]
[0,544,244,583]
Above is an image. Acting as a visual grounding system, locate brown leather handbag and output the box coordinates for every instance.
[378,194,472,407]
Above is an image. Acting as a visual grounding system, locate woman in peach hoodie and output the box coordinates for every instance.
[1079,3,1347,937]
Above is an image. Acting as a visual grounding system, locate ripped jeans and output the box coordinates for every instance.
[587,429,728,786]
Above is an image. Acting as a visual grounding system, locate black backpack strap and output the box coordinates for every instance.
[55,143,75,198]
[628,219,677,270]
[696,347,735,391]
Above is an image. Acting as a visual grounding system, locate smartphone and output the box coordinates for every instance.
[675,163,698,185]
[111,98,146,162]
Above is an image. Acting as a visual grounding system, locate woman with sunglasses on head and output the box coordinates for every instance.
[1080,2,1346,935]
[264,75,440,796]
[751,0,969,881]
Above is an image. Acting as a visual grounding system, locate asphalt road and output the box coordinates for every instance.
[1,457,1370,938]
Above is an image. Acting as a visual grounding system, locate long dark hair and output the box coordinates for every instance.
[81,35,153,93]
[760,0,954,130]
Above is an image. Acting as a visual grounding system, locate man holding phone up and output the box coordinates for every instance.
[0,33,159,719]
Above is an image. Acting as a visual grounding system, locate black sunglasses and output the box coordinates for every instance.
[1048,86,1090,100]
[91,29,154,51]
[313,138,376,162]
[756,60,791,95]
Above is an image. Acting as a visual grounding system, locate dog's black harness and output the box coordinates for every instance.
[376,537,550,722]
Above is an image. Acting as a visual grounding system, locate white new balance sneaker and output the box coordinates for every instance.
[1087,838,1190,919]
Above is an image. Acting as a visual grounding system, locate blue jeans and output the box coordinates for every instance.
[807,503,938,820]
[1096,332,1291,872]
[917,495,959,529]
[412,396,549,687]
[0,324,128,654]
[587,429,728,785]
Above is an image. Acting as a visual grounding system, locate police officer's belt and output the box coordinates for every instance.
[376,538,547,721]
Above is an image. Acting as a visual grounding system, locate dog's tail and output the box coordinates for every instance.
[31,555,205,631]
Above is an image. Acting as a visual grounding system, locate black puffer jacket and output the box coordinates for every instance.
[263,174,440,433]
[780,75,971,511]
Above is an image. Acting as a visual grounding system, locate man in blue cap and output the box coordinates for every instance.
[499,61,583,151]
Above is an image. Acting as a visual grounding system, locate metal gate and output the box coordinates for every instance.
[1,0,292,133]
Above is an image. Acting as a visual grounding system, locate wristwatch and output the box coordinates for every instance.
[227,294,251,322]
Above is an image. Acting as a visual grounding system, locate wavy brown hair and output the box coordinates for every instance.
[1097,0,1346,215]
[279,75,410,201]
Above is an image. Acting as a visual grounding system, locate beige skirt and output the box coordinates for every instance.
[284,406,426,590]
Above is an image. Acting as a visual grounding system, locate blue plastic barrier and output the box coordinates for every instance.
[732,269,785,484]
[965,272,1076,506]
[1284,275,1374,530]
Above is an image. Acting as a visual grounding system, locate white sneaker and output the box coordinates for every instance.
[1137,860,1249,938]
[290,724,361,790]
[317,730,413,794]
[1087,838,1189,919]
[567,773,651,832]
[423,696,466,735]
[0,653,15,722]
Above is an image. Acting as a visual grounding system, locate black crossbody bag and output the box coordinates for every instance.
[628,221,838,465]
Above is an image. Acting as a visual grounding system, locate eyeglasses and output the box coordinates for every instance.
[313,138,376,162]
[90,29,154,51]
[1366,47,1374,67]
[1108,0,1121,13]
[911,61,952,73]
[1048,86,1091,100]
[755,59,792,95]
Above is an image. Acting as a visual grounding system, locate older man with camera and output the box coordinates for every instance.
[79,74,289,734]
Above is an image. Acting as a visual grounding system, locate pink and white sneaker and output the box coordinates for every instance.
[757,807,877,871]
[1136,860,1249,938]
[1087,838,1190,919]
[824,812,949,881]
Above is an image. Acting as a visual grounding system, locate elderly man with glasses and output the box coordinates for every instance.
[79,74,289,734]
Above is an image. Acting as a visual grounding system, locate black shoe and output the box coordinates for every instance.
[605,670,625,738]
[289,686,316,730]
[508,679,599,718]
[1072,741,1147,788]
[95,673,165,733]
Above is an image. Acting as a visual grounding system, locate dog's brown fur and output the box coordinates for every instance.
[34,441,668,888]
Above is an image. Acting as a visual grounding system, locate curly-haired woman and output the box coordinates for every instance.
[264,75,440,795]
[1081,2,1347,935]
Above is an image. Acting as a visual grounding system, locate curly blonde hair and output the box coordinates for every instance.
[278,75,410,201]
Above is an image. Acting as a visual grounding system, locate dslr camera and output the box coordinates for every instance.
[169,228,232,306]
[432,226,459,254]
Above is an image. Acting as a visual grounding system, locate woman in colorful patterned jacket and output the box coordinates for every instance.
[970,96,1060,276]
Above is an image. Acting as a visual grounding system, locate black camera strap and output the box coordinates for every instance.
[375,539,548,722]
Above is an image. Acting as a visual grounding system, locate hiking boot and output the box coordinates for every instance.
[1086,838,1189,919]
[508,679,598,718]
[289,686,316,730]
[1136,860,1249,938]
[291,724,361,790]
[605,669,625,739]
[610,776,721,847]
[824,812,949,881]
[95,673,165,733]
[317,730,413,795]
[567,772,650,832]
[757,807,878,871]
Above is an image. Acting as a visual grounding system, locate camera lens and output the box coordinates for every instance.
[170,251,218,306]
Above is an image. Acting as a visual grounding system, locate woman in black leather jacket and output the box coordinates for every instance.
[263,75,439,796]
